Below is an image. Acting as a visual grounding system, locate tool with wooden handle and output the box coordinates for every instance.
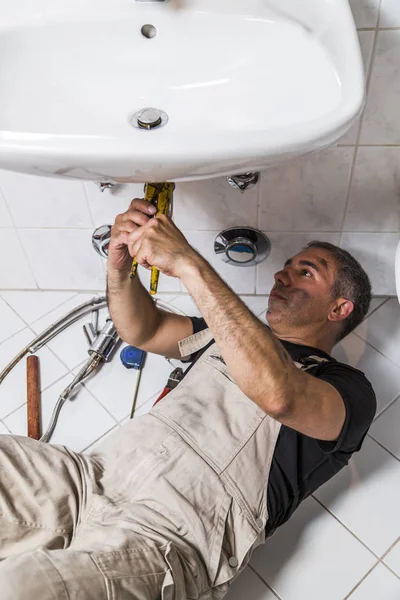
[130,182,175,295]
[27,355,41,440]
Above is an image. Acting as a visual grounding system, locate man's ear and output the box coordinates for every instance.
[328,298,354,323]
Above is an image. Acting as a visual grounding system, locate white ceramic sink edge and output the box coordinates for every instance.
[0,0,364,183]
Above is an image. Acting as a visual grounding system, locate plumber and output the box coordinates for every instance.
[0,198,376,599]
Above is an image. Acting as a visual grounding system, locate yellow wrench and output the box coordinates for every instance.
[130,182,175,295]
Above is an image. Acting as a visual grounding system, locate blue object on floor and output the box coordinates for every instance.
[120,346,146,370]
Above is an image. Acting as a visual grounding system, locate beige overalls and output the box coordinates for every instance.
[0,329,282,599]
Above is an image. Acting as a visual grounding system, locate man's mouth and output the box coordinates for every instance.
[270,290,287,301]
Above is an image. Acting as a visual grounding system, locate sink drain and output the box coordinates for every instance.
[141,24,157,38]
[130,107,169,130]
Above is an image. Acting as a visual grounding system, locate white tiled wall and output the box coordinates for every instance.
[0,2,399,295]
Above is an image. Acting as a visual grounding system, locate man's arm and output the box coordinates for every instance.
[177,255,345,442]
[107,200,193,357]
[124,211,346,442]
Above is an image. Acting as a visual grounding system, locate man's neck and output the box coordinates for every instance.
[269,327,335,355]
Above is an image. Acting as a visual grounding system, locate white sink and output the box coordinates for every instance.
[0,0,364,183]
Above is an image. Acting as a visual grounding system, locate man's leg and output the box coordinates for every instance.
[0,432,183,599]
[0,433,101,557]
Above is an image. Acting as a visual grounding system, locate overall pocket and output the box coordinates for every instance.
[92,543,183,600]
[151,359,265,475]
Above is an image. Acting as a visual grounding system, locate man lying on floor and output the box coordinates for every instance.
[0,198,376,599]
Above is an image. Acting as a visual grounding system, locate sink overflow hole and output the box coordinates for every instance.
[141,24,157,39]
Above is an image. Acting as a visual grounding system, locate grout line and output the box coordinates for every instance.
[248,565,282,599]
[0,417,12,435]
[367,431,400,464]
[352,328,400,369]
[372,392,400,422]
[379,536,400,581]
[343,561,380,599]
[377,0,383,29]
[380,536,400,562]
[356,143,400,147]
[0,187,39,289]
[0,291,79,333]
[367,296,391,318]
[81,181,96,230]
[383,563,400,581]
[0,367,73,422]
[80,423,120,454]
[311,496,381,560]
[339,13,381,243]
[79,379,120,427]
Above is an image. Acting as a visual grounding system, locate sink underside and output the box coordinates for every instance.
[0,0,363,182]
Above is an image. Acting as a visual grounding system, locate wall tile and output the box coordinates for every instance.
[30,294,107,370]
[256,232,340,295]
[0,420,10,434]
[137,264,181,294]
[0,189,13,227]
[0,171,92,228]
[183,231,256,295]
[380,0,400,27]
[83,182,143,228]
[251,496,375,600]
[0,291,76,325]
[369,396,400,459]
[339,31,375,145]
[344,147,400,232]
[0,327,68,419]
[224,568,278,600]
[168,295,202,318]
[314,436,400,556]
[83,345,174,422]
[355,298,400,365]
[367,296,389,317]
[0,297,26,344]
[82,423,121,454]
[259,148,354,232]
[0,229,37,289]
[349,0,380,27]
[332,333,400,418]
[240,296,270,322]
[340,233,398,295]
[348,564,400,600]
[4,372,117,452]
[174,178,259,231]
[361,31,400,144]
[384,540,400,576]
[18,229,105,290]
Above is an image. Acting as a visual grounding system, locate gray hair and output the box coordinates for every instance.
[304,241,372,341]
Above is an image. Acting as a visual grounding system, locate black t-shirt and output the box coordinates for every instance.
[182,317,377,536]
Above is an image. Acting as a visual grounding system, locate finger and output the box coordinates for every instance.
[129,198,158,216]
[109,230,131,249]
[112,222,139,236]
[123,210,154,228]
[127,223,149,248]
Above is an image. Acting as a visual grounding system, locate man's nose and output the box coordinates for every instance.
[274,268,291,287]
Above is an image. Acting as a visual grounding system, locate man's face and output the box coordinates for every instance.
[267,248,337,330]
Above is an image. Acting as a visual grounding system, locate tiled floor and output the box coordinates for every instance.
[0,291,399,599]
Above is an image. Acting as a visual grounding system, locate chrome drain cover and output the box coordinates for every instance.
[130,107,168,130]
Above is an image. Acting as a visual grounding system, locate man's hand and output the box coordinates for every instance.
[109,198,199,278]
[128,212,199,278]
[108,199,158,275]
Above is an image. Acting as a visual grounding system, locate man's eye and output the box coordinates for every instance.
[301,269,312,277]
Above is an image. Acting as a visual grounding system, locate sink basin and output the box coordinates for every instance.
[0,0,364,183]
